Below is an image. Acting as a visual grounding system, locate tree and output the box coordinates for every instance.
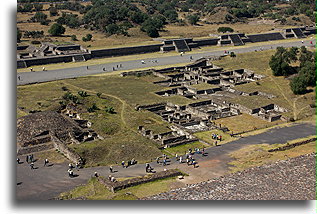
[298,61,316,87]
[163,10,178,23]
[48,23,65,36]
[34,4,43,11]
[187,14,200,25]
[71,35,78,41]
[290,75,307,95]
[105,24,121,35]
[30,12,47,23]
[17,28,22,43]
[49,7,58,16]
[269,47,296,76]
[23,3,33,12]
[217,27,234,33]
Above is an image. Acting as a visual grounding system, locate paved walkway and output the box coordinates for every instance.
[16,123,315,200]
[17,40,315,85]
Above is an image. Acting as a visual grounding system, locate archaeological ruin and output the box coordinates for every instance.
[122,57,289,147]
[17,26,316,68]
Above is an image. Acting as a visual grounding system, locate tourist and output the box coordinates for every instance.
[68,169,73,178]
[108,175,112,181]
[110,165,113,173]
[17,158,20,164]
[69,163,73,169]
[179,156,183,163]
[141,60,145,64]
[111,176,116,182]
[175,153,178,161]
[30,162,34,170]
[18,76,21,81]
[26,155,29,163]
[42,67,45,71]
[30,68,33,72]
[131,158,136,165]
[215,141,218,146]
[94,172,98,177]
[117,64,119,68]
[186,158,190,166]
[103,67,106,71]
[189,56,193,61]
[75,162,80,170]
[163,158,167,166]
[156,157,160,164]
[30,154,34,162]
[121,161,125,168]
[86,66,89,70]
[192,160,197,168]
[44,158,49,167]
[301,40,304,44]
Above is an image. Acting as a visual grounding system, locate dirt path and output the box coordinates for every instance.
[62,82,130,128]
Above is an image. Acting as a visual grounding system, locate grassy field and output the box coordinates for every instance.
[228,136,316,173]
[163,141,208,156]
[194,129,234,145]
[59,176,183,200]
[215,114,280,134]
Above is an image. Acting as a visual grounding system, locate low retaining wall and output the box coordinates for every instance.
[268,138,316,152]
[98,169,182,192]
[52,135,84,164]
[17,142,55,155]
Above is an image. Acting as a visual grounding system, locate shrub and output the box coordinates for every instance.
[71,35,78,41]
[217,27,234,33]
[48,23,65,36]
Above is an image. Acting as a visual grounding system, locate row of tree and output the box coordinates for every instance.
[269,46,315,95]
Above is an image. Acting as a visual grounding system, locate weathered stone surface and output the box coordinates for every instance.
[144,153,316,200]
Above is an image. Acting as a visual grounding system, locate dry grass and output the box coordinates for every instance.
[228,136,316,173]
[215,113,273,133]
[17,6,301,50]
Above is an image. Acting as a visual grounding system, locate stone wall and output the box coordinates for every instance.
[268,138,316,152]
[17,142,55,155]
[97,169,182,192]
[51,135,84,164]
[90,44,162,58]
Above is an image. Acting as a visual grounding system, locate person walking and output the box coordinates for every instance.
[26,155,29,164]
[30,162,34,170]
[17,158,20,164]
[163,158,167,166]
[110,165,113,173]
[179,156,183,164]
[121,161,125,168]
[44,158,49,167]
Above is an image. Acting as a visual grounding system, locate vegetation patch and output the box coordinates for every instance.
[228,136,316,173]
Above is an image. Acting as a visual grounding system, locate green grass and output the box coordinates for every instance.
[59,176,181,200]
[163,141,208,156]
[194,129,233,145]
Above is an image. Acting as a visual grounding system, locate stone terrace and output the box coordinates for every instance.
[144,153,316,200]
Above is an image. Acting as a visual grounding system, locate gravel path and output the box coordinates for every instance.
[144,153,316,200]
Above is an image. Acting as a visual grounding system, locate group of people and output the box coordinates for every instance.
[121,158,137,168]
[17,154,52,170]
[211,133,222,141]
